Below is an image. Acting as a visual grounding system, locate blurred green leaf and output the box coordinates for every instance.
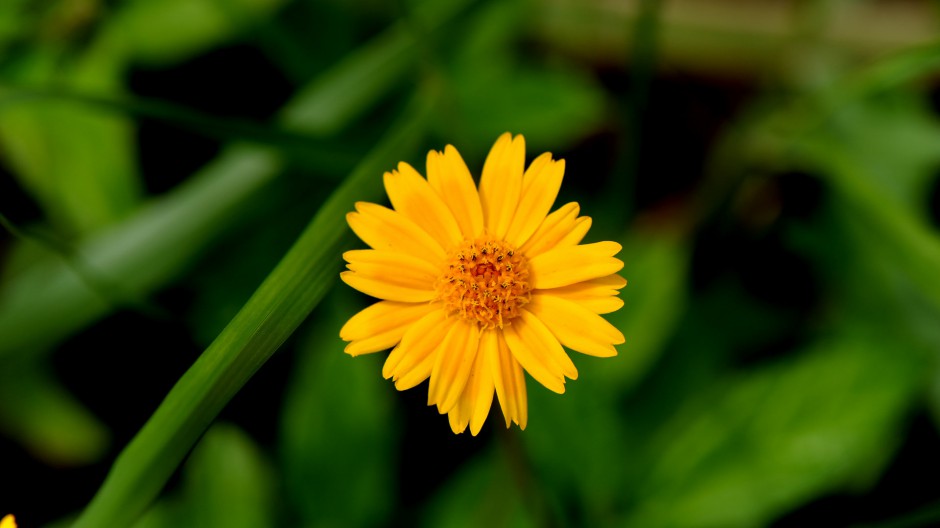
[131,424,274,528]
[440,0,606,154]
[282,0,472,136]
[0,0,472,358]
[183,181,318,346]
[805,95,940,215]
[69,91,435,528]
[520,228,688,521]
[522,386,630,524]
[823,43,940,108]
[0,0,304,235]
[129,500,182,528]
[420,447,536,528]
[600,229,689,392]
[0,55,141,233]
[103,0,287,66]
[624,333,923,528]
[0,0,34,57]
[0,88,361,170]
[792,95,940,314]
[452,63,606,153]
[280,290,396,527]
[0,361,109,466]
[181,423,276,528]
[0,145,282,356]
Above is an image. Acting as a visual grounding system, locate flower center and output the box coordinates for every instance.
[436,237,531,329]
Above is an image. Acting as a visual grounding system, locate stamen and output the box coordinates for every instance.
[435,237,531,329]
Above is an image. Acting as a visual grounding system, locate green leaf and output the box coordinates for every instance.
[441,0,606,154]
[624,333,923,528]
[0,88,361,170]
[281,0,473,136]
[452,63,607,153]
[0,0,34,55]
[420,448,536,528]
[520,229,688,520]
[0,145,283,356]
[0,0,471,358]
[129,500,183,528]
[0,57,141,234]
[522,386,631,523]
[180,424,276,528]
[68,91,436,528]
[280,290,397,527]
[0,361,109,466]
[599,230,689,392]
[805,95,940,214]
[792,95,940,314]
[102,0,287,66]
[130,425,274,528]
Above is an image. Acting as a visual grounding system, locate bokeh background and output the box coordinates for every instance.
[2,0,940,526]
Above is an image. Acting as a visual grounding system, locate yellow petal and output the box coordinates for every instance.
[557,216,591,246]
[479,132,525,239]
[343,249,440,279]
[428,318,480,413]
[448,395,471,434]
[340,271,435,303]
[519,202,580,258]
[528,295,624,357]
[340,300,436,356]
[1,515,16,528]
[482,331,509,427]
[467,341,495,436]
[502,309,576,394]
[427,146,484,238]
[560,295,624,314]
[485,325,528,429]
[543,274,627,314]
[587,273,628,289]
[504,154,565,248]
[384,163,464,248]
[446,340,494,435]
[447,343,493,436]
[346,202,446,263]
[529,241,624,289]
[384,310,450,388]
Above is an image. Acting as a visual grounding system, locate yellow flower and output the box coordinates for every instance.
[1,514,16,528]
[340,133,626,435]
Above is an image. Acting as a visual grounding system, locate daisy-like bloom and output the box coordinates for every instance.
[340,133,626,435]
[1,514,16,528]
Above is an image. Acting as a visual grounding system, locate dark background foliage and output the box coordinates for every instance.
[2,0,940,526]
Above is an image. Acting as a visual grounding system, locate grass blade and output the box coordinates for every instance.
[69,91,436,528]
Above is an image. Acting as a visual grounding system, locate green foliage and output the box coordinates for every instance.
[0,362,109,466]
[0,146,283,356]
[280,291,397,527]
[0,1,939,527]
[442,1,607,155]
[520,230,689,521]
[69,94,435,528]
[420,448,536,528]
[0,60,140,234]
[627,332,923,528]
[105,0,288,66]
[131,423,276,528]
[181,424,277,528]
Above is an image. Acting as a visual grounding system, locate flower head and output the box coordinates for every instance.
[1,514,16,528]
[340,133,626,434]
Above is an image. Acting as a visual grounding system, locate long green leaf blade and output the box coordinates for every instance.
[69,92,435,528]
